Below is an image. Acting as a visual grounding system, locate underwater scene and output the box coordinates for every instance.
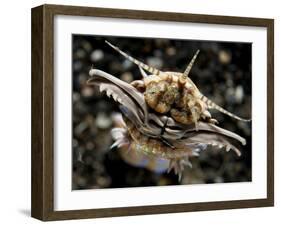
[72,35,252,189]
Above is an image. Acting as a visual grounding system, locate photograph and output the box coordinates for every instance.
[72,35,252,190]
[31,4,273,220]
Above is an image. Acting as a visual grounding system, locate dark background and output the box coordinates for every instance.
[72,35,252,190]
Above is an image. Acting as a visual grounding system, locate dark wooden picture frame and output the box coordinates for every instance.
[31,4,274,221]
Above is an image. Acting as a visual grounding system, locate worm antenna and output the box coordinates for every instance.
[105,40,163,76]
[200,94,251,122]
[182,50,200,78]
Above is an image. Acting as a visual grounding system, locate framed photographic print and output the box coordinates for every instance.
[31,4,274,221]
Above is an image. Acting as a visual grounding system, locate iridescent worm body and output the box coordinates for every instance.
[111,115,244,179]
[112,116,200,178]
[125,118,194,159]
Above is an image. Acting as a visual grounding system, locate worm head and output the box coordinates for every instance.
[144,81,180,114]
